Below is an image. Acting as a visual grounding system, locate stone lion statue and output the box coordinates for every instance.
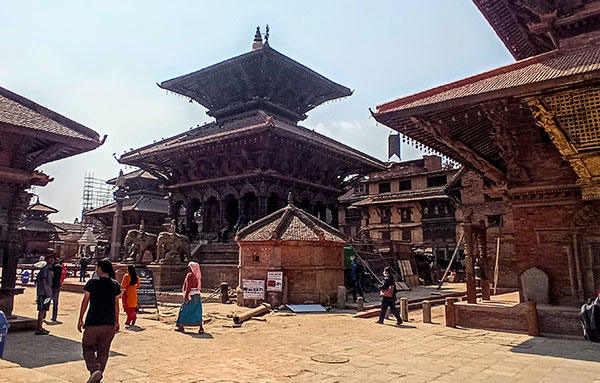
[156,219,191,263]
[124,221,157,263]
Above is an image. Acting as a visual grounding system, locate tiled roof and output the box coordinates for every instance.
[376,47,600,115]
[120,110,385,170]
[0,86,100,144]
[18,218,64,233]
[27,202,58,214]
[84,195,169,216]
[353,187,448,207]
[107,169,157,184]
[236,202,346,243]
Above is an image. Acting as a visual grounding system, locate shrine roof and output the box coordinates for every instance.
[474,1,600,60]
[352,187,449,207]
[375,47,600,116]
[236,201,346,243]
[120,111,385,170]
[0,86,102,151]
[107,169,156,184]
[84,195,169,216]
[18,218,65,233]
[27,201,59,214]
[159,45,351,122]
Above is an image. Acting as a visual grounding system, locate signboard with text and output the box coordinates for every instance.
[266,271,283,292]
[242,279,265,299]
[136,268,158,310]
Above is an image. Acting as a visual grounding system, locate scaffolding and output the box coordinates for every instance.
[82,173,113,213]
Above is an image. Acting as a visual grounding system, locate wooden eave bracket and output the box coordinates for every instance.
[409,116,506,186]
[526,97,600,200]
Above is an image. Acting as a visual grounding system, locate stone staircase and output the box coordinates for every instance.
[191,241,240,289]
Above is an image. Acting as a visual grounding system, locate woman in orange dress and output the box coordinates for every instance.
[121,265,140,326]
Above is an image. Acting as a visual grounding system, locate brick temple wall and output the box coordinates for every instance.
[460,123,591,303]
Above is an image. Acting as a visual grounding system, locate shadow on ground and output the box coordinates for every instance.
[511,337,600,362]
[2,332,124,368]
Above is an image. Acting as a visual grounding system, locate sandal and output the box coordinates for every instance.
[174,327,185,332]
[198,328,205,334]
[35,329,50,335]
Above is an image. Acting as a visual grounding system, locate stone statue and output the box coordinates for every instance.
[124,221,157,263]
[156,219,191,263]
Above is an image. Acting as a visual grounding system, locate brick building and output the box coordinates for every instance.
[340,156,460,265]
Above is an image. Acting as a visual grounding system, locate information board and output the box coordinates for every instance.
[136,268,158,310]
[266,271,283,292]
[242,279,265,299]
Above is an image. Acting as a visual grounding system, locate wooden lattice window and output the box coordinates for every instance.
[545,89,600,149]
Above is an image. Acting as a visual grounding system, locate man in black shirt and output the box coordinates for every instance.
[77,259,121,383]
[51,258,63,322]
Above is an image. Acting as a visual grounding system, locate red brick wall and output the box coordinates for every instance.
[239,241,344,305]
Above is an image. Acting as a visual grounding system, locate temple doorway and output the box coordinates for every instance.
[267,192,280,214]
[223,194,238,230]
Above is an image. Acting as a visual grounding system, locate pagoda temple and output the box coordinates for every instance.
[0,86,102,316]
[373,1,600,335]
[120,28,385,243]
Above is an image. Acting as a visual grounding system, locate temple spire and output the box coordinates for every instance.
[287,191,294,206]
[252,26,263,50]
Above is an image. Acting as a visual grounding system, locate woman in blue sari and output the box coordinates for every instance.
[175,262,204,334]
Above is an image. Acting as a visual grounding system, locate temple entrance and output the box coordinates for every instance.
[328,203,339,227]
[223,194,238,230]
[241,192,258,226]
[203,197,220,233]
[267,192,280,214]
[314,201,326,222]
[187,198,201,239]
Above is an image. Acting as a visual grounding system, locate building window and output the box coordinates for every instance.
[402,228,411,241]
[445,227,455,239]
[399,179,412,191]
[424,229,432,240]
[378,182,391,193]
[380,207,391,223]
[400,208,412,223]
[427,175,447,187]
[354,183,366,194]
[487,215,503,227]
[381,231,391,240]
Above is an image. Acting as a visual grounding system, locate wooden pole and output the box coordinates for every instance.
[493,237,501,295]
[445,297,457,327]
[422,300,432,323]
[400,297,409,321]
[437,232,465,289]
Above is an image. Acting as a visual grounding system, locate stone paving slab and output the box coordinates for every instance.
[2,287,600,382]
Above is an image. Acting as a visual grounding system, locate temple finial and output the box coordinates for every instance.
[264,25,270,46]
[252,26,263,50]
[287,191,294,206]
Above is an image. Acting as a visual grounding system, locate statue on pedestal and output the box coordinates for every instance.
[156,219,191,263]
[124,221,157,263]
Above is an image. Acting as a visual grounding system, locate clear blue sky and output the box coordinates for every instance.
[1,1,514,222]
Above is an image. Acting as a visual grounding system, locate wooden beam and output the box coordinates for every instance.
[410,116,506,185]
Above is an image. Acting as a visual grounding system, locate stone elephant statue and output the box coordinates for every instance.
[156,232,191,264]
[124,230,157,263]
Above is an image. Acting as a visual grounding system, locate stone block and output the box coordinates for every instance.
[147,264,189,291]
[520,267,550,304]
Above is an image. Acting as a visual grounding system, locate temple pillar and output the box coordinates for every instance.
[0,188,29,316]
[461,223,477,304]
[258,195,267,218]
[110,172,127,262]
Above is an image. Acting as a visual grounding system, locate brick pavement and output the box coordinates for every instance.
[2,288,600,382]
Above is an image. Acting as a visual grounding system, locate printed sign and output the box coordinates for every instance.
[136,268,158,310]
[242,279,265,299]
[266,271,283,292]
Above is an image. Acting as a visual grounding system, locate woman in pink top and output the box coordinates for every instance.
[175,262,204,334]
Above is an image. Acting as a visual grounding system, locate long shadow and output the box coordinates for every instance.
[511,337,600,362]
[2,332,124,368]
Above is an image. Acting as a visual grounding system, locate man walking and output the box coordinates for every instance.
[78,259,121,383]
[50,257,64,322]
[35,254,54,335]
[79,256,89,282]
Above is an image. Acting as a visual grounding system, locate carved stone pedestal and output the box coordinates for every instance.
[147,264,189,291]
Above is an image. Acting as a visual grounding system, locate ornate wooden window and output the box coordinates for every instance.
[427,175,447,187]
[399,179,412,191]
